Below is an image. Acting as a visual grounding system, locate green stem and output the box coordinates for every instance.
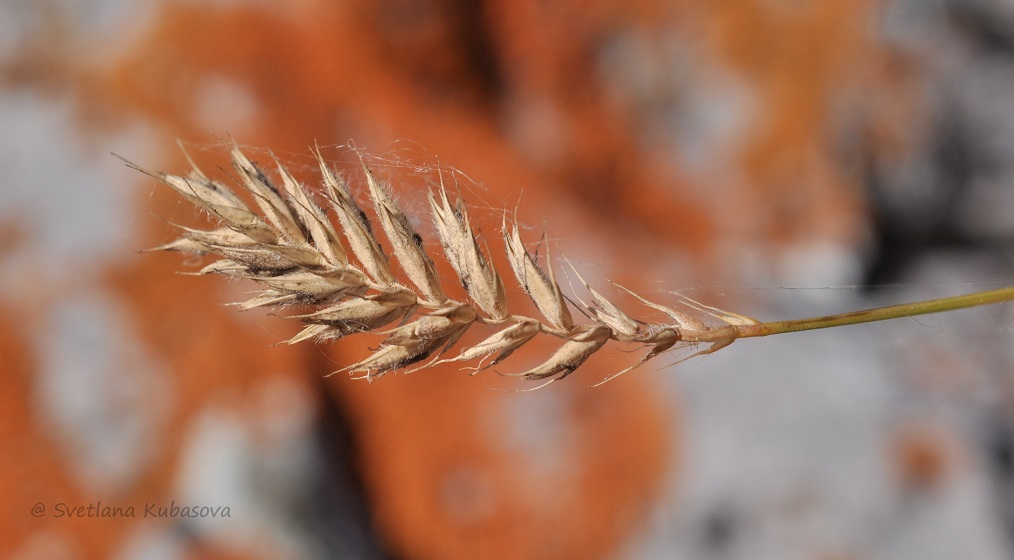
[692,285,1014,343]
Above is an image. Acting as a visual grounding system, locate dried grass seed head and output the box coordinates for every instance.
[142,143,751,387]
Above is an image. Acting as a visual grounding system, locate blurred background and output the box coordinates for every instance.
[2,0,1014,558]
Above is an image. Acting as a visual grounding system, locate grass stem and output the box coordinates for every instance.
[729,285,1014,340]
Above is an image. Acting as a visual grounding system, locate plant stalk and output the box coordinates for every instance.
[740,284,1014,338]
[693,285,1014,343]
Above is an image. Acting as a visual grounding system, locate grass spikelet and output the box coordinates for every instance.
[506,324,611,383]
[436,319,540,372]
[230,145,307,245]
[134,143,1014,387]
[361,159,446,304]
[504,218,573,332]
[272,153,347,267]
[429,176,508,321]
[316,152,396,286]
